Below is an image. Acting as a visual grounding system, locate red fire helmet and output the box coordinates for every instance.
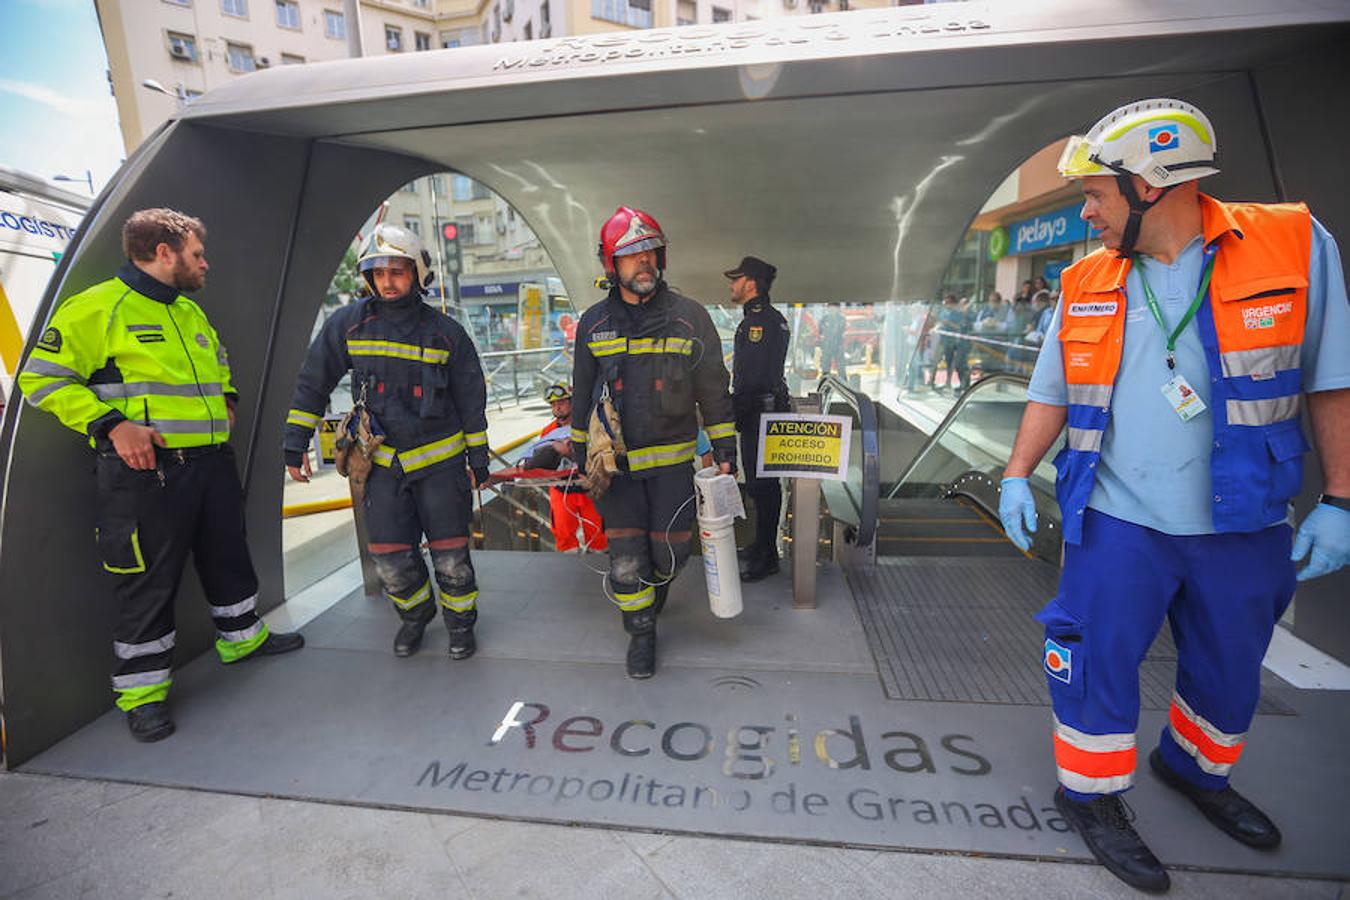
[597,206,667,277]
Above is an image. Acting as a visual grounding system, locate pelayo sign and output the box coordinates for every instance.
[1008,202,1088,256]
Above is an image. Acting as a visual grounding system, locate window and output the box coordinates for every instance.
[221,0,247,17]
[491,6,501,41]
[711,6,731,22]
[275,0,300,28]
[403,217,422,236]
[456,219,476,247]
[592,0,652,28]
[451,175,490,202]
[324,9,346,39]
[441,31,461,48]
[523,21,532,40]
[413,0,429,6]
[401,181,419,194]
[415,31,432,51]
[226,42,256,72]
[475,214,494,242]
[167,32,198,62]
[676,0,695,24]
[162,0,191,6]
[281,53,305,65]
[503,0,514,20]
[431,175,447,197]
[385,25,403,52]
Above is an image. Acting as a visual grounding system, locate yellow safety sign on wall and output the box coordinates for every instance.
[756,414,852,480]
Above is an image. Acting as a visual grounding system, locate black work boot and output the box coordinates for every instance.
[1054,787,1169,893]
[1149,749,1281,849]
[621,608,657,679]
[126,701,175,743]
[394,621,427,657]
[444,608,478,660]
[740,549,780,582]
[652,581,672,616]
[247,630,305,657]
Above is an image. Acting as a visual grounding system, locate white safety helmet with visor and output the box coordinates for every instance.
[357,223,435,293]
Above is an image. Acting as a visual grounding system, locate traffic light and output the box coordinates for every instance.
[441,221,462,275]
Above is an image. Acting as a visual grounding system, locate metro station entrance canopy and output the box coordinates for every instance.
[1,0,1348,877]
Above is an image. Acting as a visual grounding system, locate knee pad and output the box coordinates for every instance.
[654,537,692,581]
[430,545,477,611]
[607,534,650,591]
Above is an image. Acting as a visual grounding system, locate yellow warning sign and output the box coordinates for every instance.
[316,416,343,466]
[756,414,852,480]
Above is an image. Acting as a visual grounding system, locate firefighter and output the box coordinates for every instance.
[284,224,490,660]
[724,256,791,581]
[572,206,737,679]
[17,208,304,743]
[1000,99,1350,892]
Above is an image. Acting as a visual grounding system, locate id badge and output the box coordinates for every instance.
[1161,374,1207,421]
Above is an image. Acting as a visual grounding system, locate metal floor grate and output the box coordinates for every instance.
[848,557,1294,714]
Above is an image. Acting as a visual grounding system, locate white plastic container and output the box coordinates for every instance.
[694,467,744,618]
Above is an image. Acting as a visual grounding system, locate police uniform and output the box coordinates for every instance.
[18,262,286,716]
[728,259,790,576]
[284,290,489,652]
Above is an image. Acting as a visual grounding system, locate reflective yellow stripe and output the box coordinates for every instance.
[614,584,654,611]
[627,440,698,472]
[437,586,478,612]
[387,580,431,610]
[372,444,396,467]
[465,430,488,447]
[588,338,627,357]
[287,408,322,429]
[348,339,450,365]
[571,427,588,443]
[625,337,694,355]
[99,526,147,575]
[704,421,735,441]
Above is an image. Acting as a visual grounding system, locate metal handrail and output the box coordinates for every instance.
[886,372,1031,500]
[815,373,880,548]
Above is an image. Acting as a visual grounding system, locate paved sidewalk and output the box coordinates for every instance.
[1,769,1342,900]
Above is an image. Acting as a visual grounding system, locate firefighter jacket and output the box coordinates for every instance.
[284,292,488,480]
[732,295,790,426]
[571,283,736,477]
[1056,195,1312,544]
[18,262,236,449]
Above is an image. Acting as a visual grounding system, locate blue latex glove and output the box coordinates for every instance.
[999,476,1037,552]
[1291,502,1350,581]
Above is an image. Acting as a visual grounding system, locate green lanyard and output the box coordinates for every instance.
[1135,251,1217,370]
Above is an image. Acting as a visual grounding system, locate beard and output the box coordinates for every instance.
[620,265,658,298]
[172,255,205,292]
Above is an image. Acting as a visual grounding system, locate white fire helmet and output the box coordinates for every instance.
[357,223,435,293]
[1057,98,1220,188]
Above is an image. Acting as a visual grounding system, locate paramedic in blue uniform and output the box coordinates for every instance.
[1000,99,1350,893]
[725,256,791,581]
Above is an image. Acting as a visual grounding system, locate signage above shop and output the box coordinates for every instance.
[1007,203,1088,256]
[460,281,521,298]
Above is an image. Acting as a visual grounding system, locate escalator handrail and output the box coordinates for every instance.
[815,373,880,548]
[886,372,1032,500]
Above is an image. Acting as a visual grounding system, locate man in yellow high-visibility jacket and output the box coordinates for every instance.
[17,208,303,744]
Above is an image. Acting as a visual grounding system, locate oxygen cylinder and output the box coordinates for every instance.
[694,467,744,618]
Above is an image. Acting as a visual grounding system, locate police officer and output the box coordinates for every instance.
[1001,99,1350,892]
[18,208,304,743]
[725,256,790,581]
[284,224,490,660]
[572,207,737,679]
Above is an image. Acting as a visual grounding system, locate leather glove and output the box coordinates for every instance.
[1291,502,1350,581]
[471,465,491,488]
[999,476,1037,552]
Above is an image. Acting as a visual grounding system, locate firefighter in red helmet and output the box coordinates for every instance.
[572,206,737,678]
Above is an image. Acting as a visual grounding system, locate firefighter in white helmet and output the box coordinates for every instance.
[1001,98,1350,892]
[284,223,492,660]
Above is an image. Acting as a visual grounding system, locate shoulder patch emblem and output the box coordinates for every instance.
[748,325,763,343]
[195,333,210,349]
[36,327,62,353]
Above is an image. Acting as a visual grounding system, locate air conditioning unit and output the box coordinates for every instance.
[169,42,192,60]
[255,56,271,67]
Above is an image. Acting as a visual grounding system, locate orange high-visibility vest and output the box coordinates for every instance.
[1055,195,1312,543]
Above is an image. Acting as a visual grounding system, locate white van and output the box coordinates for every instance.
[0,166,88,408]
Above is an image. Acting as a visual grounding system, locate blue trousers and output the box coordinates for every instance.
[1038,510,1295,801]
